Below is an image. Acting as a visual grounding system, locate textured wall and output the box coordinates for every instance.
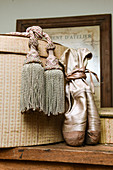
[0,0,113,33]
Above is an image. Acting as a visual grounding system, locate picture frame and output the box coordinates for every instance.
[16,14,112,107]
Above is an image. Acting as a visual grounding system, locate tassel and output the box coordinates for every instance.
[7,26,65,114]
[45,48,65,116]
[19,26,65,115]
[20,27,45,113]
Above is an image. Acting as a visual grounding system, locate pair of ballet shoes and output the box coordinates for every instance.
[63,86,101,146]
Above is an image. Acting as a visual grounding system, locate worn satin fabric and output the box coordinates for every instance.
[60,48,100,133]
[64,87,87,132]
[60,48,92,73]
[86,87,100,131]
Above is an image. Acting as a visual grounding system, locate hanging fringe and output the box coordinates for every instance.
[44,47,65,116]
[45,69,65,116]
[20,63,45,113]
[19,26,46,113]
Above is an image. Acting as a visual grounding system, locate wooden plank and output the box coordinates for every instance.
[1,143,113,166]
[100,14,112,107]
[16,14,110,31]
[0,160,112,170]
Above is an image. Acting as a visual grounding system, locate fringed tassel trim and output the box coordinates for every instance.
[45,69,65,116]
[20,63,45,113]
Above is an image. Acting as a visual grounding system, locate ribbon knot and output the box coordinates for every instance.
[66,66,99,93]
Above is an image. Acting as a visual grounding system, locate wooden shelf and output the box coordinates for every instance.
[0,142,113,167]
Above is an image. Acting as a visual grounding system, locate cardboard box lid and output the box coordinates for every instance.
[0,35,67,58]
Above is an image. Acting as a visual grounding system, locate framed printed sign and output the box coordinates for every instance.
[16,14,112,107]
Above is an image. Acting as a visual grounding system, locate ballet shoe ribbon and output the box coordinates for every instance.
[66,66,99,93]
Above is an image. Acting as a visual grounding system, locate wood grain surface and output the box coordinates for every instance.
[0,143,113,166]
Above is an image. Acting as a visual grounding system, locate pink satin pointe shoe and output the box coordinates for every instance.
[63,82,87,146]
[85,87,101,145]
